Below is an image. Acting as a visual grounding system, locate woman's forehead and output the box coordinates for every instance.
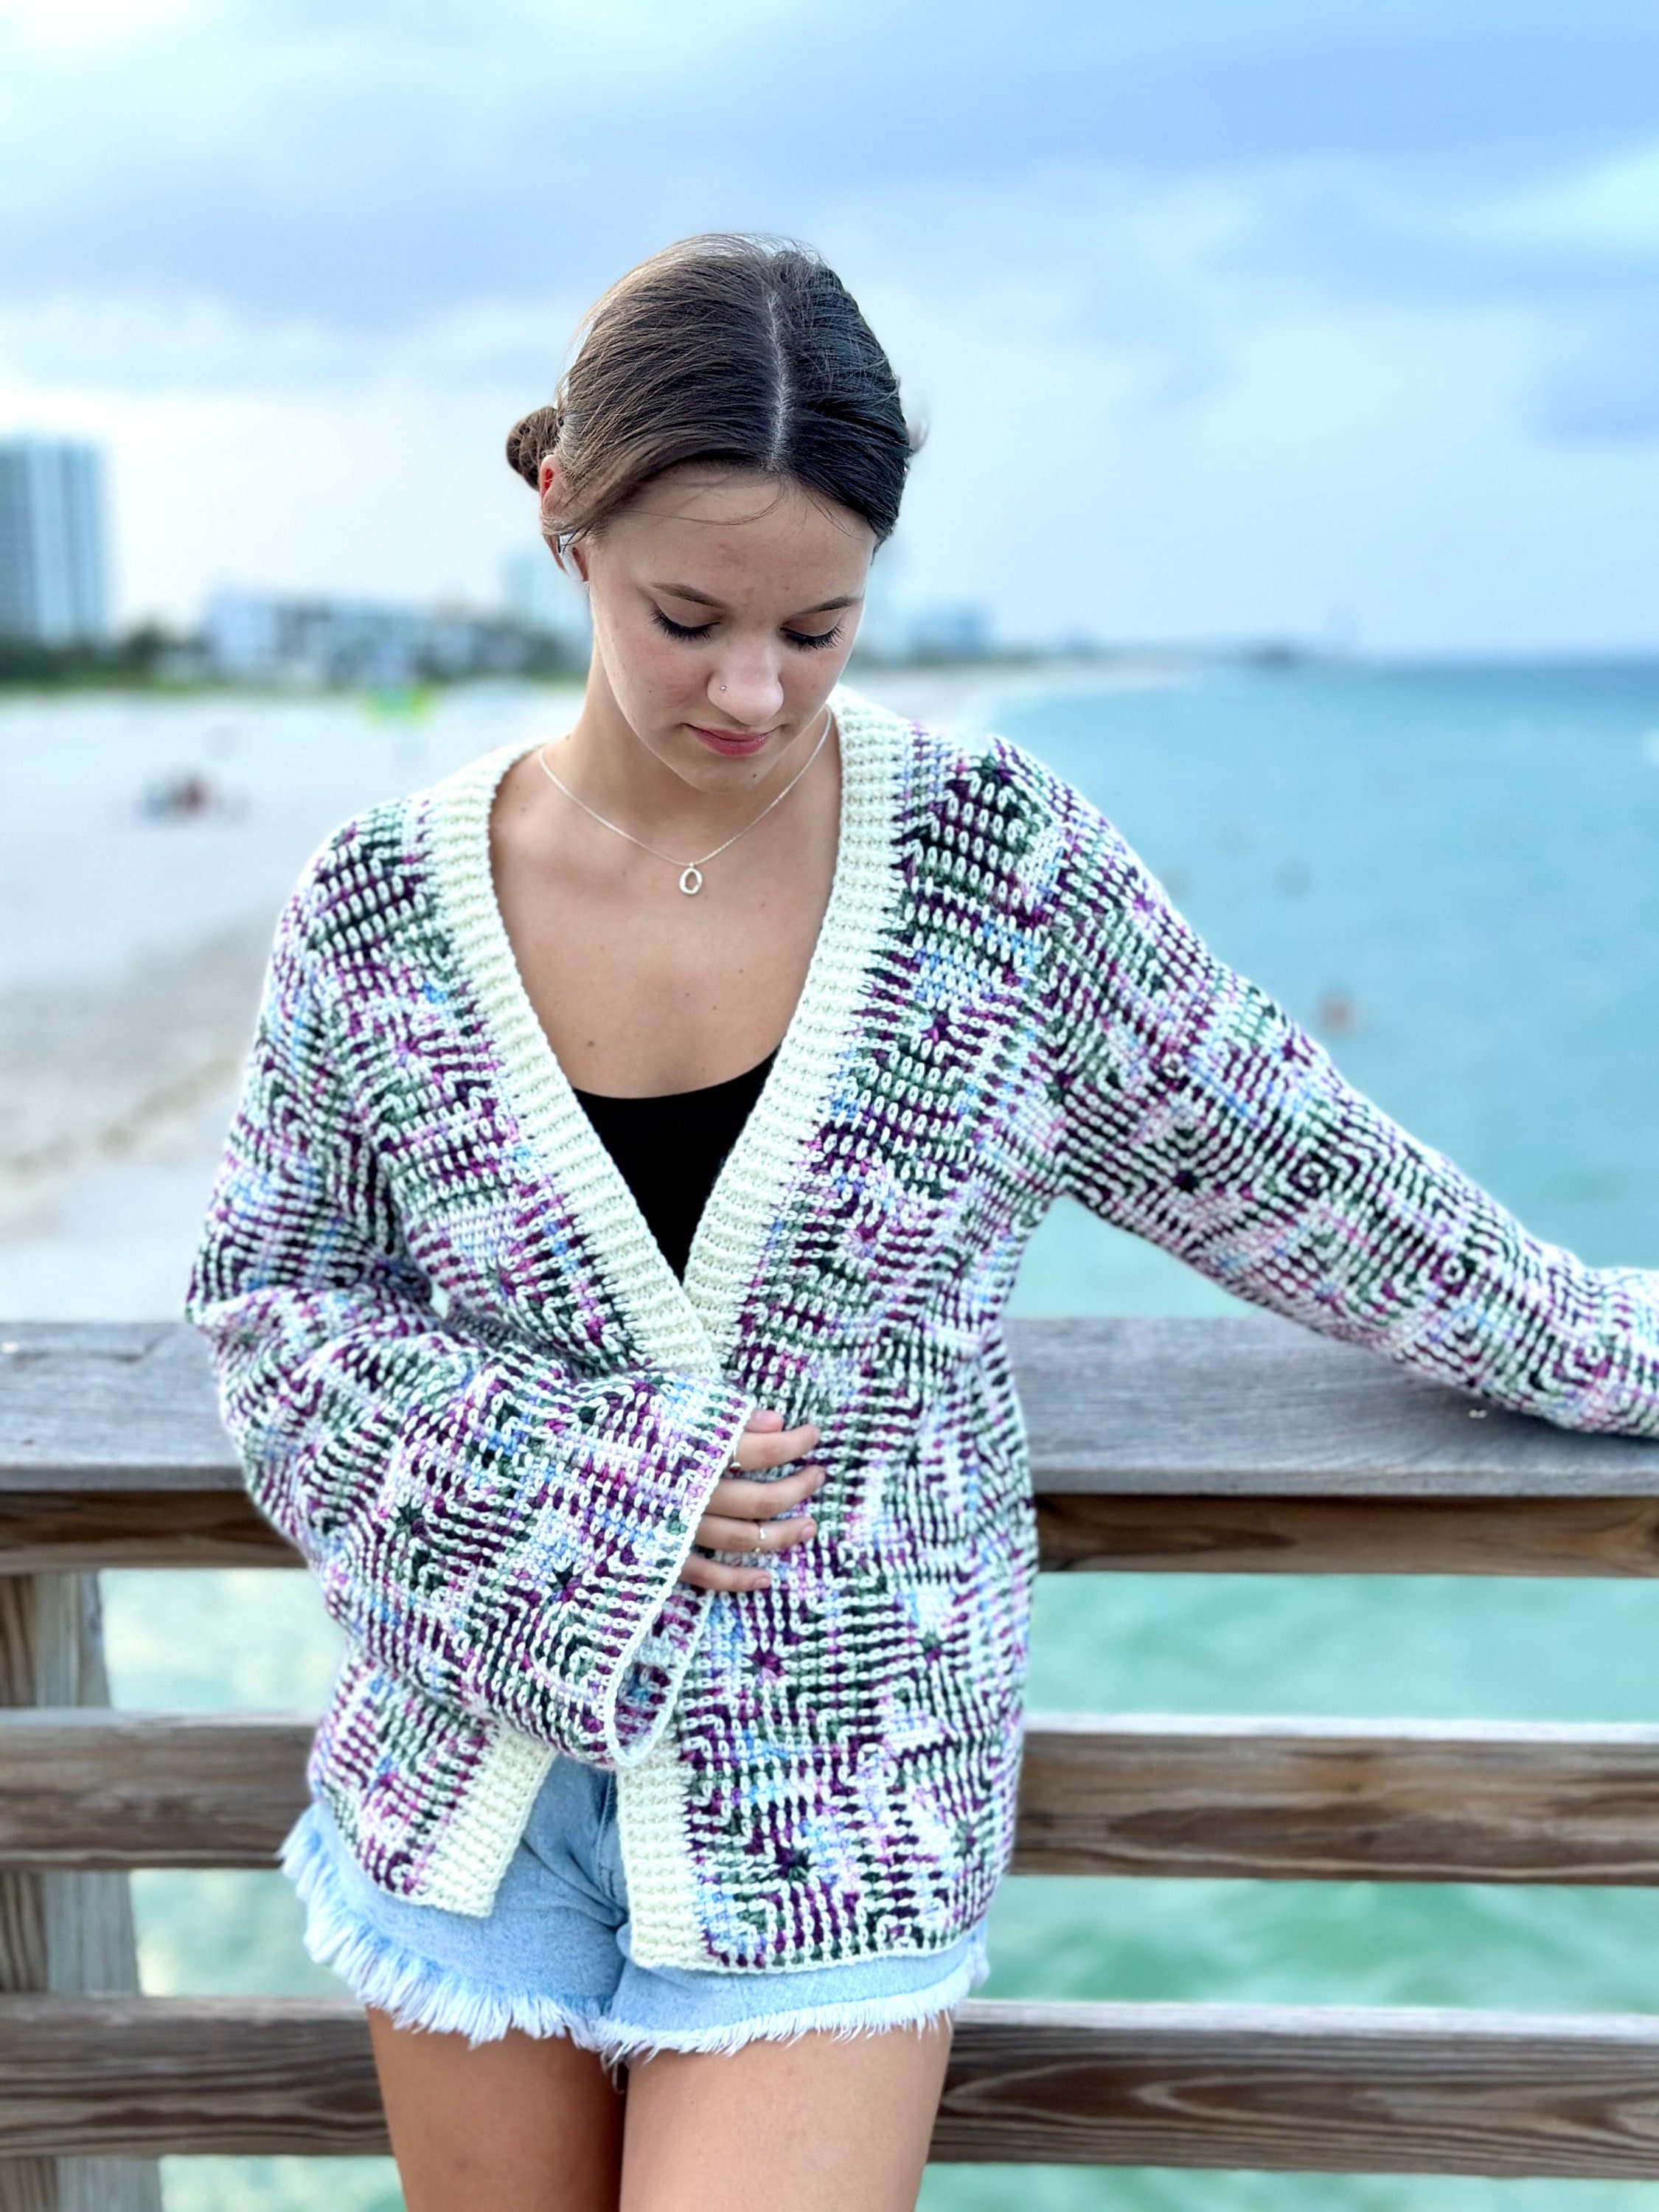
[609,474,874,587]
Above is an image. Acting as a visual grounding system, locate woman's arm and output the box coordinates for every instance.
[1040,783,1659,1435]
[183,866,754,1768]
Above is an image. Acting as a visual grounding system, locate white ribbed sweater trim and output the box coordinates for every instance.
[420,681,906,1961]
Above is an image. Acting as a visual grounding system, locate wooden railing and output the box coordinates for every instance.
[6,1312,1659,2202]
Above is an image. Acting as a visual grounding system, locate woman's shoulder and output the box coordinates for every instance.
[835,682,1168,969]
[835,681,1113,894]
[268,771,453,982]
[835,678,1088,824]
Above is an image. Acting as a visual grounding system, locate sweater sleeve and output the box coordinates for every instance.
[182,864,755,1768]
[1040,788,1659,1436]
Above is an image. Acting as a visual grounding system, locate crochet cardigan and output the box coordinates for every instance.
[184,678,1659,1974]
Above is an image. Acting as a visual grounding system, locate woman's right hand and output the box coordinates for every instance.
[678,1408,826,1593]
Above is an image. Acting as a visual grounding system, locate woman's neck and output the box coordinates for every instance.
[550,688,834,849]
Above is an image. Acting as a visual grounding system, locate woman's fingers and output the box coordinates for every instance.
[696,1509,816,1553]
[675,1413,827,1592]
[707,1464,825,1520]
[678,1551,773,1593]
[729,1417,819,1474]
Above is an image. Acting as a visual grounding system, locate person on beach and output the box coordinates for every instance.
[184,229,1659,2212]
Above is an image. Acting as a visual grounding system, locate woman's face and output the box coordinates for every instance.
[546,460,875,783]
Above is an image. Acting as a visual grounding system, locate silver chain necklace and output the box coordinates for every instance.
[535,701,835,896]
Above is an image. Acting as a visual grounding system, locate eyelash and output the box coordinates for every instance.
[650,609,844,652]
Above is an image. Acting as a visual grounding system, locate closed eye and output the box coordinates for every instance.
[650,608,844,652]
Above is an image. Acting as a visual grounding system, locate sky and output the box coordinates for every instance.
[1,0,1656,655]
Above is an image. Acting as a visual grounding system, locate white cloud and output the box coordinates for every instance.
[0,0,205,50]
[1453,144,1659,257]
[0,285,593,392]
[4,0,1658,649]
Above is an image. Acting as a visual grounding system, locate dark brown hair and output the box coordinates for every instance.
[506,232,923,565]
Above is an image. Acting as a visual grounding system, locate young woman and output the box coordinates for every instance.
[185,232,1659,2212]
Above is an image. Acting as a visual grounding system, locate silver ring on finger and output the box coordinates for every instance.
[749,1520,769,1559]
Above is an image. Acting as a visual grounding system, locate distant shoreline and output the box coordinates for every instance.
[0,644,1207,705]
[10,638,1659,710]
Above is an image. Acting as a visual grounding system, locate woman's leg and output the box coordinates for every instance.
[618,2016,955,2212]
[366,2005,627,2212]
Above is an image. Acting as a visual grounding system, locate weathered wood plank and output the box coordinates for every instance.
[0,1997,386,2159]
[0,1327,231,1490]
[7,1317,1659,1498]
[0,1713,309,1870]
[1010,1315,1659,1496]
[0,1582,161,2212]
[933,1997,1659,2174]
[1011,1714,1659,1883]
[0,1491,292,1572]
[1037,1492,1659,1577]
[7,1994,1659,2175]
[7,1486,1659,1577]
[9,1710,1659,1888]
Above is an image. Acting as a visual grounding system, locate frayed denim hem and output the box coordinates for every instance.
[585,1933,992,2084]
[279,1810,613,2056]
[281,1812,992,2085]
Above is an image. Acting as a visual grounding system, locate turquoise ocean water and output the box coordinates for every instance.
[103,658,1659,2208]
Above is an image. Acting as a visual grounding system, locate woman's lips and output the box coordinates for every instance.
[688,723,774,756]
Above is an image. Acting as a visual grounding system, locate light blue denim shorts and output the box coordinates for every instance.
[279,1750,992,2077]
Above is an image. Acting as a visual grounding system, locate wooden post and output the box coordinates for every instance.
[0,1574,162,2212]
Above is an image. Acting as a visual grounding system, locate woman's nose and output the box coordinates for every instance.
[709,664,785,729]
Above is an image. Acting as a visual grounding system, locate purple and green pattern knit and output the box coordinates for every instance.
[184,680,1659,1973]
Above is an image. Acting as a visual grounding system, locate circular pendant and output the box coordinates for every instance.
[678,864,703,895]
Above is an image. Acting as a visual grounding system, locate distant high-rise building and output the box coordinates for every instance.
[0,437,111,645]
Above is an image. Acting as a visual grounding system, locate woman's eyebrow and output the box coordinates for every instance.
[647,580,864,616]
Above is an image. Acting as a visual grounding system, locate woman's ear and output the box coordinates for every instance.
[538,451,567,515]
[538,455,587,582]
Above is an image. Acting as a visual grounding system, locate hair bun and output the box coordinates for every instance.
[505,403,562,488]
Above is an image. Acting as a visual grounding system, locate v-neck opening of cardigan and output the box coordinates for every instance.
[571,1043,781,1107]
[425,683,904,1379]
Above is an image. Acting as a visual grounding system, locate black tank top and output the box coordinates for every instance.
[571,1047,779,1283]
